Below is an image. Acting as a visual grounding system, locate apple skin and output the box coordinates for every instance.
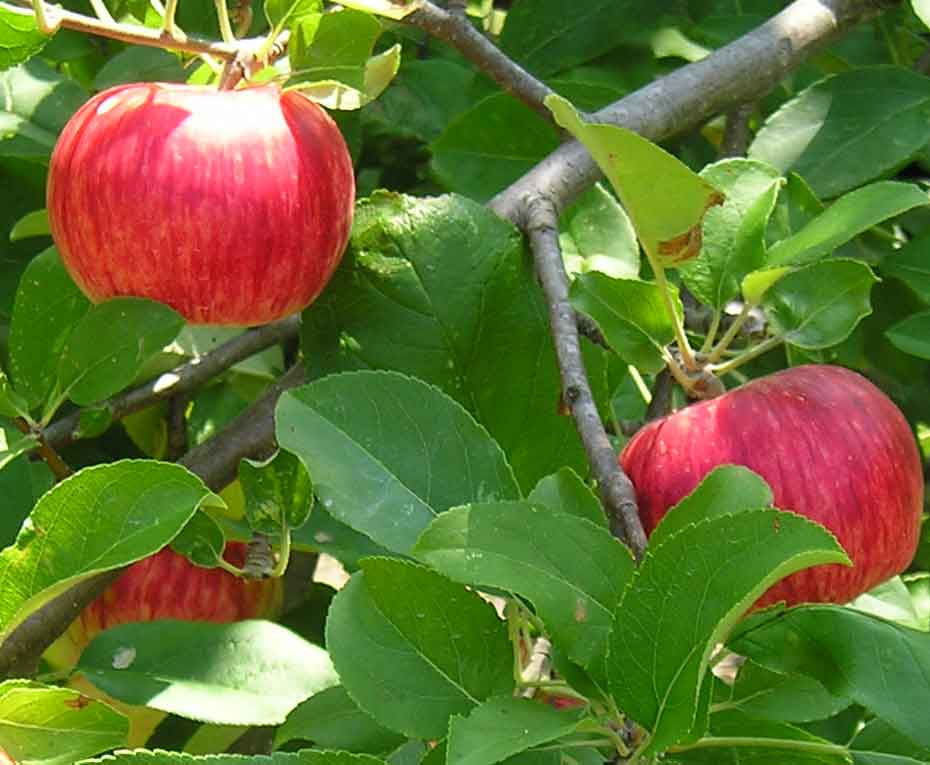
[621,364,924,608]
[44,542,282,670]
[47,82,355,326]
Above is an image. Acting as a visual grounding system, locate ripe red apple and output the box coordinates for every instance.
[45,542,282,670]
[621,364,924,607]
[47,82,355,326]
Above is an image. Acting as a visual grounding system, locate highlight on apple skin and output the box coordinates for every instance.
[47,82,355,326]
[44,542,283,670]
[621,364,924,608]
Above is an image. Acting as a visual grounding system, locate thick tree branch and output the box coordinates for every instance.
[0,364,306,679]
[489,0,895,223]
[526,195,647,559]
[43,316,300,450]
[404,1,553,120]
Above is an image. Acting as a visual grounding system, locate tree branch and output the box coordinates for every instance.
[43,316,300,450]
[404,1,553,120]
[0,363,306,679]
[489,0,894,223]
[526,195,647,559]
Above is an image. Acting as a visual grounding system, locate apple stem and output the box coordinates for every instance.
[705,302,753,363]
[650,256,699,371]
[662,349,698,397]
[700,308,722,353]
[708,333,785,376]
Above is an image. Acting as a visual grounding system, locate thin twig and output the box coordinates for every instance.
[404,1,553,120]
[525,194,647,559]
[13,418,72,481]
[43,316,299,450]
[719,102,755,158]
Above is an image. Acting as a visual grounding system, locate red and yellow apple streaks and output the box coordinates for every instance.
[621,365,924,607]
[45,543,283,670]
[47,83,355,326]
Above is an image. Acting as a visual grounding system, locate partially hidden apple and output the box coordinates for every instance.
[44,543,282,746]
[47,82,355,326]
[621,364,924,607]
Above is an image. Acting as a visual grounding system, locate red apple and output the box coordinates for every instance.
[47,82,355,326]
[44,542,282,670]
[621,364,924,607]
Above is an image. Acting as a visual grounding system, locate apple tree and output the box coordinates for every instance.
[2,0,930,763]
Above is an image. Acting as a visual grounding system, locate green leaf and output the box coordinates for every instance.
[851,718,930,763]
[77,620,336,725]
[547,94,724,266]
[301,193,589,491]
[680,158,783,309]
[333,0,420,19]
[9,247,91,409]
[240,449,313,535]
[92,47,185,90]
[608,510,848,758]
[499,0,672,77]
[560,183,640,280]
[763,259,878,349]
[0,460,222,642]
[447,696,581,765]
[8,207,48,241]
[265,0,322,32]
[0,59,87,159]
[569,273,680,373]
[276,371,519,555]
[527,467,606,527]
[413,501,635,670]
[275,685,406,754]
[749,67,930,198]
[0,455,52,550]
[885,310,930,359]
[731,606,930,751]
[56,297,185,408]
[325,559,512,739]
[431,94,559,202]
[0,420,36,471]
[717,660,851,724]
[0,6,46,72]
[170,510,227,568]
[765,182,928,268]
[649,465,774,549]
[288,9,399,110]
[881,232,930,302]
[0,680,128,764]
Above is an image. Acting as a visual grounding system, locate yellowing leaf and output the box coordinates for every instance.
[546,94,724,267]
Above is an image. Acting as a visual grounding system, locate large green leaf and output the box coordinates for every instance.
[300,193,598,491]
[881,231,930,302]
[0,680,128,764]
[749,67,930,198]
[499,0,673,77]
[0,461,222,642]
[325,559,512,739]
[608,511,848,759]
[560,183,641,280]
[680,158,783,309]
[0,6,46,73]
[413,501,635,669]
[732,606,930,751]
[9,246,90,409]
[446,696,581,765]
[0,58,87,159]
[431,95,559,201]
[77,620,337,725]
[764,182,928,268]
[885,310,930,359]
[547,94,724,266]
[276,371,520,555]
[763,260,878,349]
[569,272,680,373]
